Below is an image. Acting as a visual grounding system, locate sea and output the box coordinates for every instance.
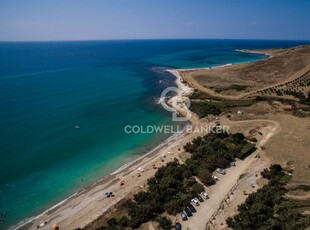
[0,39,308,229]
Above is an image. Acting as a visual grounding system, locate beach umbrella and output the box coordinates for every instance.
[52,223,59,229]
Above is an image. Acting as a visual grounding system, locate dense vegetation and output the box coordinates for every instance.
[189,90,214,100]
[284,91,310,106]
[128,160,197,227]
[226,165,310,230]
[190,101,221,117]
[96,131,255,229]
[157,215,172,230]
[190,99,255,118]
[184,131,255,184]
[214,84,249,93]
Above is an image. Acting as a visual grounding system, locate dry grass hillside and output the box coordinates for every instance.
[236,45,310,84]
[186,45,310,96]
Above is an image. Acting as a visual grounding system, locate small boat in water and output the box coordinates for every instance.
[75,125,80,129]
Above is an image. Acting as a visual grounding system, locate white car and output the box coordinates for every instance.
[212,175,218,181]
[200,191,209,199]
[191,198,199,206]
[216,168,226,175]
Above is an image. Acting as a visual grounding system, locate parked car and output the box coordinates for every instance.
[212,175,218,181]
[104,191,113,197]
[191,198,199,206]
[200,191,209,199]
[175,222,182,230]
[230,161,236,167]
[196,194,204,202]
[184,207,192,217]
[187,203,196,212]
[216,168,226,175]
[180,212,187,221]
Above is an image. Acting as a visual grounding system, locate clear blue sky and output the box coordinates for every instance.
[0,0,309,41]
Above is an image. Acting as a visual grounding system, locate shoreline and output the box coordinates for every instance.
[12,67,199,230]
[13,128,190,230]
[236,48,273,58]
[11,127,186,229]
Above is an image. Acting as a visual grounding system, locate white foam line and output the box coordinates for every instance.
[111,126,187,175]
[1,67,83,80]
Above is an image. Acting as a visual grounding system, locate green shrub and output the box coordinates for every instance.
[107,218,117,227]
[191,183,205,194]
[119,216,130,227]
[158,216,172,230]
[190,101,221,118]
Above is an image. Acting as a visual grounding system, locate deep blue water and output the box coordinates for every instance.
[0,39,308,228]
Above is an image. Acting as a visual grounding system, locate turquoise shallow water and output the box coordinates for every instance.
[0,39,308,228]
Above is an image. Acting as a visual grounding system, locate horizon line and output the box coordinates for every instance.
[0,37,310,43]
